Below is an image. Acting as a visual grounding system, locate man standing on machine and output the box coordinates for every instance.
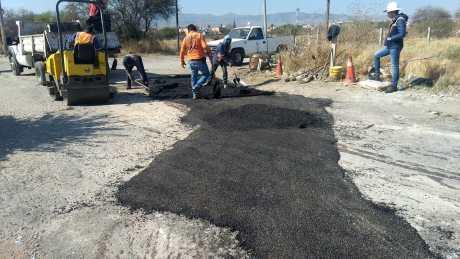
[87,0,111,33]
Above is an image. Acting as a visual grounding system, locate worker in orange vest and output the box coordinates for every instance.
[74,26,100,49]
[180,24,212,100]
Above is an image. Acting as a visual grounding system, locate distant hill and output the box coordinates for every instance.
[156,12,351,28]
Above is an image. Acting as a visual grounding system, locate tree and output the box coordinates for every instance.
[110,0,175,39]
[3,9,35,36]
[455,9,460,30]
[157,27,177,39]
[62,3,87,22]
[271,24,305,37]
[412,6,455,38]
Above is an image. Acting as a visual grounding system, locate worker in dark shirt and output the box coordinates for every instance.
[373,1,408,93]
[211,35,232,88]
[123,54,149,89]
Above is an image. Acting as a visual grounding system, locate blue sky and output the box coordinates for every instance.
[3,0,460,15]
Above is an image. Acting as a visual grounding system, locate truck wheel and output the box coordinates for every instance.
[231,49,245,66]
[276,44,288,52]
[9,54,23,76]
[34,62,46,86]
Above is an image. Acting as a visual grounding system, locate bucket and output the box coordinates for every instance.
[329,66,344,80]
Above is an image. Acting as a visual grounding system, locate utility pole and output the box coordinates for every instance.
[175,0,180,53]
[325,0,330,32]
[263,0,268,54]
[0,0,7,55]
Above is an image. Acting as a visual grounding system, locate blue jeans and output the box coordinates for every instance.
[189,60,210,93]
[374,47,402,89]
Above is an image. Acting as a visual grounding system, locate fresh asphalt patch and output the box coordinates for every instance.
[117,87,436,258]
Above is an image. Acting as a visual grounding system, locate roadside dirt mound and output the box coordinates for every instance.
[117,93,435,258]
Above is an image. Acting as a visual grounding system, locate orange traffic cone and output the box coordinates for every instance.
[344,55,356,85]
[275,56,283,78]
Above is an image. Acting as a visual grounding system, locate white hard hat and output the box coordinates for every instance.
[385,2,400,12]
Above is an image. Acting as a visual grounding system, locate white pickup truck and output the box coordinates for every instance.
[208,26,294,66]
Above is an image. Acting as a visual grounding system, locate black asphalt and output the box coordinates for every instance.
[117,83,435,258]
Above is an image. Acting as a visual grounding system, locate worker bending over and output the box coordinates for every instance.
[211,35,232,89]
[373,1,408,93]
[180,24,211,100]
[123,54,149,89]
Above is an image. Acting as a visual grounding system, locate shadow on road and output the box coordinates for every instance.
[117,89,435,258]
[0,114,116,161]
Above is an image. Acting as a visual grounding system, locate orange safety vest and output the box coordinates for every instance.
[180,31,210,62]
[75,32,95,46]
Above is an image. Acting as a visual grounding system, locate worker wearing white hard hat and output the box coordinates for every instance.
[385,1,400,13]
[372,2,408,93]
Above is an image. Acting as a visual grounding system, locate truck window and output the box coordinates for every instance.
[248,28,264,40]
[229,28,251,39]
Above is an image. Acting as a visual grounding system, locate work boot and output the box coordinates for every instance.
[213,84,222,99]
[385,87,398,94]
[368,72,382,82]
[192,91,201,100]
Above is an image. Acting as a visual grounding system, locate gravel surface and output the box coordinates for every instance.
[0,57,248,258]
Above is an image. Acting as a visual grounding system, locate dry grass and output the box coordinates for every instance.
[122,39,177,55]
[354,37,460,93]
[283,35,460,94]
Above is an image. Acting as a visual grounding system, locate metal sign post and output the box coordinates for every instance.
[263,0,268,54]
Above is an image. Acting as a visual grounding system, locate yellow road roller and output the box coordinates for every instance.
[34,0,118,106]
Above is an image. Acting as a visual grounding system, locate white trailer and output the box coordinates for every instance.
[7,21,121,76]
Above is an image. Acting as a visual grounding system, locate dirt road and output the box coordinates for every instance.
[0,55,458,258]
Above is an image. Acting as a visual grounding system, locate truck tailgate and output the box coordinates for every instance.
[21,34,46,54]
